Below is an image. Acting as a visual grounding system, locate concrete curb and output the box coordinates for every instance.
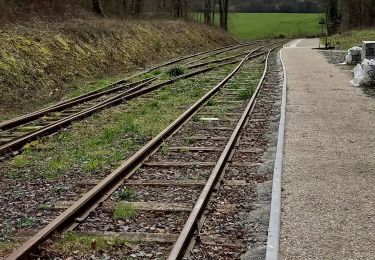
[265,48,287,260]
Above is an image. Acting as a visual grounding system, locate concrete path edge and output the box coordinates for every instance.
[265,48,287,260]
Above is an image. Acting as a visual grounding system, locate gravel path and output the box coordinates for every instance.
[280,39,375,259]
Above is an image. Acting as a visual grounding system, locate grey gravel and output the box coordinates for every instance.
[241,245,267,260]
[318,50,347,65]
[281,39,375,259]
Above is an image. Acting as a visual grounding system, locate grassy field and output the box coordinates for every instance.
[195,13,324,40]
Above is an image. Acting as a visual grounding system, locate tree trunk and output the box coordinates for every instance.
[93,0,105,16]
[219,0,228,30]
[223,0,229,31]
[134,0,142,15]
[123,0,127,12]
[212,0,217,23]
[219,0,224,28]
[183,0,188,19]
[204,0,211,23]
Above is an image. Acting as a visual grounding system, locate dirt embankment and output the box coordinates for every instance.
[0,18,234,117]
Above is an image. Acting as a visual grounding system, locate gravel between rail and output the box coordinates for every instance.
[0,42,279,257]
[2,44,286,259]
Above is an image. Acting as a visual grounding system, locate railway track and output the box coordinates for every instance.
[5,43,285,259]
[0,41,277,159]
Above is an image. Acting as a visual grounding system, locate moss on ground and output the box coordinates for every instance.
[327,29,375,50]
[0,18,234,119]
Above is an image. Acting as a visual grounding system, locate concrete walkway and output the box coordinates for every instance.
[280,39,375,259]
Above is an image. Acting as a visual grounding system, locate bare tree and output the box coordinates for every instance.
[93,0,105,16]
[218,0,228,30]
[223,0,228,30]
[212,0,217,23]
[204,0,211,23]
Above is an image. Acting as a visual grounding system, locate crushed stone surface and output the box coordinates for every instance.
[281,39,375,259]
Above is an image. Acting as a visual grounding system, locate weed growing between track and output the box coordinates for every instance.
[114,203,137,220]
[118,187,137,201]
[66,75,128,99]
[3,65,236,180]
[50,232,132,256]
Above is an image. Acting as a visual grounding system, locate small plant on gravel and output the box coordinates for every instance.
[0,241,18,253]
[83,159,102,173]
[191,116,200,123]
[237,88,255,100]
[191,174,205,180]
[186,138,195,145]
[0,223,12,241]
[114,203,137,220]
[118,187,137,201]
[140,70,162,80]
[38,203,52,211]
[206,100,216,106]
[51,231,130,255]
[11,155,30,168]
[19,217,35,227]
[168,67,185,77]
[152,70,162,76]
[231,83,242,89]
[12,190,24,199]
[161,143,170,156]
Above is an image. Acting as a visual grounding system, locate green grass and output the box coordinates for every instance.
[230,13,323,40]
[18,217,35,228]
[67,75,127,99]
[195,13,324,40]
[50,231,131,256]
[168,66,185,77]
[0,241,18,258]
[327,29,375,50]
[37,203,53,211]
[0,19,231,120]
[5,66,235,180]
[117,187,137,201]
[136,69,163,81]
[114,202,137,219]
[237,88,255,100]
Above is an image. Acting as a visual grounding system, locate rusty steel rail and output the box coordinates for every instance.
[167,48,275,260]
[186,40,280,70]
[140,41,259,73]
[0,76,158,131]
[0,42,256,132]
[6,47,262,260]
[0,45,268,158]
[184,41,258,65]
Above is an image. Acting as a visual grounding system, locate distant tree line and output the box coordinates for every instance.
[228,0,324,13]
[340,0,375,29]
[2,0,373,33]
[322,0,375,33]
[0,0,230,29]
[0,1,193,20]
[91,0,189,19]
